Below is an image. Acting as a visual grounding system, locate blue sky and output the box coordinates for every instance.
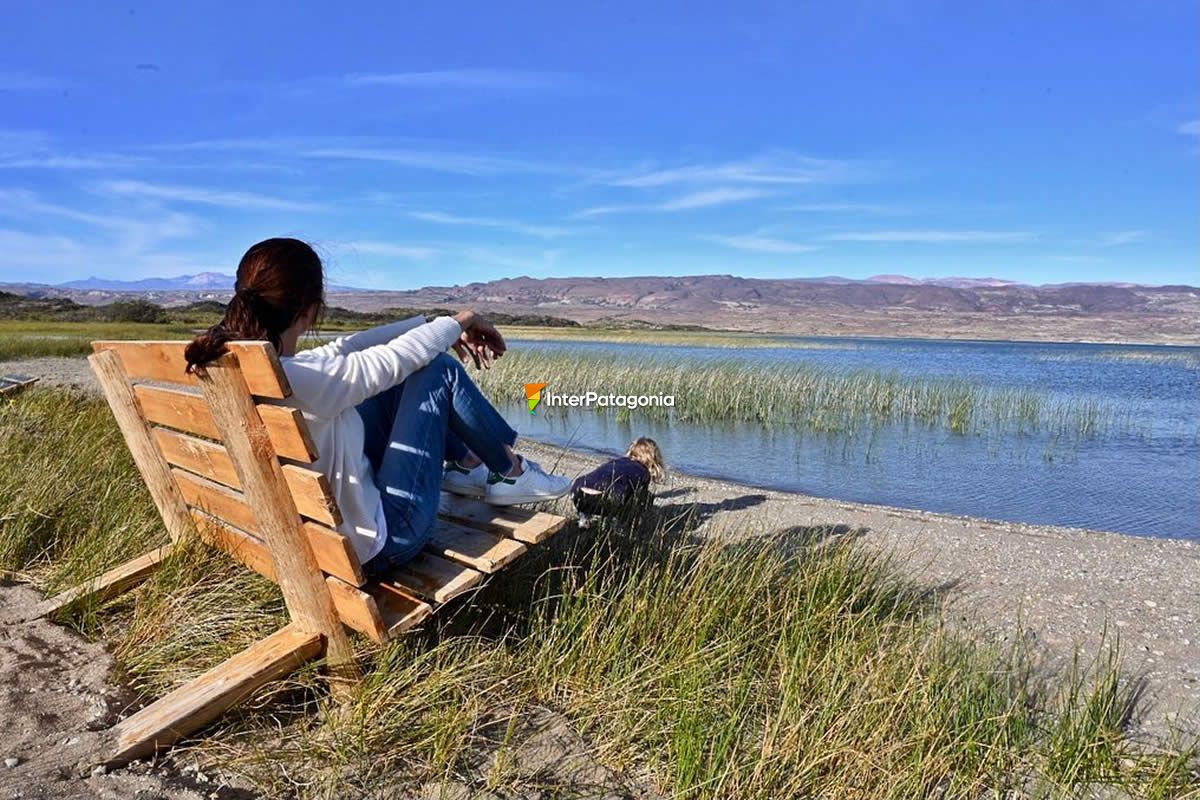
[1,1,1196,289]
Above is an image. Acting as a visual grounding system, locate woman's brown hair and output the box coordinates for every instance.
[184,238,325,373]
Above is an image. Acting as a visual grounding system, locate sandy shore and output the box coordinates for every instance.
[0,354,1195,799]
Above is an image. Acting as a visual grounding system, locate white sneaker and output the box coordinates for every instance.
[443,460,489,498]
[485,456,571,506]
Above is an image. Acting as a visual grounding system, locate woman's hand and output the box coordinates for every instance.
[452,310,507,369]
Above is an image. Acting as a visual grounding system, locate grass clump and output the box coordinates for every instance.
[1,389,1195,798]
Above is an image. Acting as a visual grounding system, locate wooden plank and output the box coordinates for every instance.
[134,384,318,462]
[92,340,292,399]
[193,353,356,693]
[427,520,527,574]
[89,350,199,543]
[191,510,277,579]
[153,427,340,526]
[190,511,382,642]
[0,374,38,396]
[438,495,567,544]
[388,553,483,604]
[37,545,173,618]
[106,623,321,765]
[174,469,363,586]
[325,577,386,643]
[369,583,433,639]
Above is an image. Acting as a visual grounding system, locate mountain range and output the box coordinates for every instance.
[55,273,361,292]
[3,272,1197,344]
[34,272,1166,293]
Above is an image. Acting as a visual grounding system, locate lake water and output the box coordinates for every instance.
[497,336,1200,541]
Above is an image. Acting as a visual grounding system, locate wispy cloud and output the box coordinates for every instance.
[461,246,564,275]
[1095,230,1146,247]
[704,233,817,254]
[101,180,324,212]
[301,146,572,177]
[342,241,438,259]
[608,151,861,188]
[0,228,87,269]
[1178,120,1200,137]
[0,130,144,170]
[0,188,198,242]
[344,69,570,92]
[408,210,571,238]
[781,202,906,214]
[574,187,769,218]
[827,229,1036,244]
[0,189,209,281]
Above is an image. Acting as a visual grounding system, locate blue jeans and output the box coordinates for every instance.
[356,353,518,573]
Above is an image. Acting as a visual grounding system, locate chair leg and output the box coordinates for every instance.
[104,623,323,766]
[35,544,174,619]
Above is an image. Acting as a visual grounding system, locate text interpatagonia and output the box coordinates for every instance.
[540,389,676,410]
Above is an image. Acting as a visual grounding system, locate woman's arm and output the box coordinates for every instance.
[284,311,506,418]
[303,315,428,359]
[284,316,463,417]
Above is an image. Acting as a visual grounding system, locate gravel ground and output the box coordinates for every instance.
[4,354,1198,743]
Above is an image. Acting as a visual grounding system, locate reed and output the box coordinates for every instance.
[473,349,1128,438]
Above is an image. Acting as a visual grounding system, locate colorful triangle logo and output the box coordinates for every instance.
[525,383,548,415]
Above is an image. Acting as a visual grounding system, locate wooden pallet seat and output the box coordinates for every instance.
[38,340,567,764]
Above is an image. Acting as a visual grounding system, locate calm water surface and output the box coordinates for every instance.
[499,336,1200,541]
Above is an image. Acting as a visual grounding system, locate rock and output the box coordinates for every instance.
[4,757,19,768]
[91,765,107,777]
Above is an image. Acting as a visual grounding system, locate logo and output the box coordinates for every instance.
[525,382,548,415]
[524,383,675,413]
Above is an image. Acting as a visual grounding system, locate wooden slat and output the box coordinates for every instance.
[153,427,340,526]
[106,623,321,765]
[134,384,318,462]
[427,521,527,574]
[174,469,363,586]
[37,545,173,618]
[92,340,292,399]
[369,583,433,639]
[190,511,382,642]
[387,553,483,604]
[0,375,38,396]
[89,350,199,544]
[438,495,567,544]
[325,577,386,643]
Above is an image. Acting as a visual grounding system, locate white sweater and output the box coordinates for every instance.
[279,315,464,564]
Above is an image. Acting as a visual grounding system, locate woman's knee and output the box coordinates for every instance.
[407,351,463,390]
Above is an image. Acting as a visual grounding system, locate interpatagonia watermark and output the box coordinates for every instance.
[524,382,674,415]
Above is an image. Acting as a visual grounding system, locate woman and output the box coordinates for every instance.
[184,238,570,575]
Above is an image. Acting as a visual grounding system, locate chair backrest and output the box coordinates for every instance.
[89,341,398,643]
[89,339,564,646]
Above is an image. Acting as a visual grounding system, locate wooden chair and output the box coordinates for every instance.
[37,341,566,765]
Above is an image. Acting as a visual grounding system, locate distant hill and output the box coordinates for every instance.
[2,273,1196,344]
[54,273,362,293]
